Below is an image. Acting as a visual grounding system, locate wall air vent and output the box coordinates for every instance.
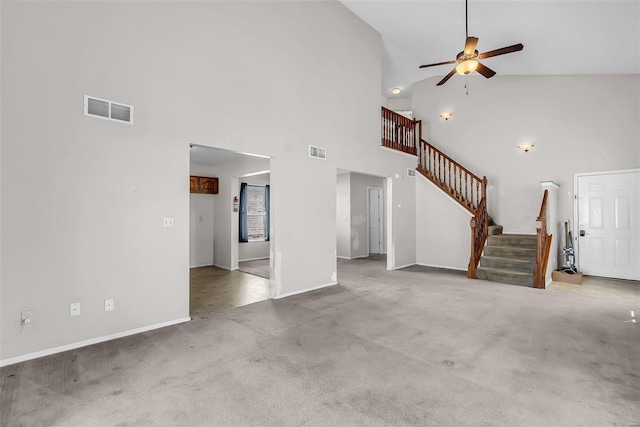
[84,95,133,124]
[309,145,327,160]
[407,168,416,177]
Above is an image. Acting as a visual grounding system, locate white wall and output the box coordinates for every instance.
[336,173,351,258]
[412,75,640,235]
[189,194,214,267]
[387,173,416,269]
[416,176,472,271]
[1,1,417,363]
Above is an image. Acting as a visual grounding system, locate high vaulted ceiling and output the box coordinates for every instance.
[340,0,640,98]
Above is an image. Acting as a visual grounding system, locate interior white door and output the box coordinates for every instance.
[577,170,640,280]
[368,187,383,254]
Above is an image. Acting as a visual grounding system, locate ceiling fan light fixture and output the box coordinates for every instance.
[440,112,453,120]
[456,60,478,75]
[517,142,535,153]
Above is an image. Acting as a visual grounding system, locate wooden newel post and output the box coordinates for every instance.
[468,216,477,278]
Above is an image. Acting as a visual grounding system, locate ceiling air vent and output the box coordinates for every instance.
[309,145,327,160]
[407,168,416,177]
[84,95,133,124]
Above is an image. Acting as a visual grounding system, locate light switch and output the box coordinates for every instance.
[162,217,174,228]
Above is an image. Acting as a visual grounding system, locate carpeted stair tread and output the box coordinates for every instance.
[488,225,503,236]
[480,256,535,273]
[483,245,536,261]
[487,234,537,249]
[477,267,533,287]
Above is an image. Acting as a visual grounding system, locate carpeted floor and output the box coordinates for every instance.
[2,257,639,426]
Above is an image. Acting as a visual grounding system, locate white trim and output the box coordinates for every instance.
[274,281,338,299]
[337,256,351,260]
[416,262,467,272]
[539,181,560,189]
[387,262,415,271]
[190,263,213,268]
[238,256,270,262]
[380,145,417,159]
[212,263,235,271]
[0,317,191,367]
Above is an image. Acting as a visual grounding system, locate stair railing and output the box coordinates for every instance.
[468,196,488,278]
[417,140,486,214]
[416,139,488,278]
[381,107,421,155]
[533,189,552,289]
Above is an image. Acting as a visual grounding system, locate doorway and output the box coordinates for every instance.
[189,145,272,317]
[575,169,640,280]
[368,187,384,254]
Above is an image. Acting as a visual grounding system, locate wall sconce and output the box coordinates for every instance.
[391,88,401,95]
[517,143,535,153]
[440,112,453,120]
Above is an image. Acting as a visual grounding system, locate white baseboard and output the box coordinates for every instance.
[275,281,338,299]
[190,263,213,268]
[387,262,415,271]
[337,256,351,260]
[337,255,375,260]
[416,262,467,272]
[239,257,270,262]
[0,317,191,367]
[212,263,236,271]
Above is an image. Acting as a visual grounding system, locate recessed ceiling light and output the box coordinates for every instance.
[391,88,401,95]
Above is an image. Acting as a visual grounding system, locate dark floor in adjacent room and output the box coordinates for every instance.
[2,257,639,426]
[190,265,270,317]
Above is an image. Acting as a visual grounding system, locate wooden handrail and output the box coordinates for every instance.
[533,189,552,289]
[417,139,486,214]
[381,107,420,155]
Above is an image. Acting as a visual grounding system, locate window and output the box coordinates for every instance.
[239,183,270,242]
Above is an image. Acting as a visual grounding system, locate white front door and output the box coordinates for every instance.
[368,187,383,254]
[576,170,640,280]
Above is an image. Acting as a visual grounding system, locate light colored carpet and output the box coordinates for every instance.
[2,257,639,426]
[238,258,270,279]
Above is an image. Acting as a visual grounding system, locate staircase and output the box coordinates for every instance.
[381,107,552,289]
[478,234,537,287]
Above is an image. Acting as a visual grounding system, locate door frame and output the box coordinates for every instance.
[573,168,640,276]
[367,186,384,255]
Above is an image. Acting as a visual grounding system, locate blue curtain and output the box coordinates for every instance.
[239,182,248,242]
[264,185,270,241]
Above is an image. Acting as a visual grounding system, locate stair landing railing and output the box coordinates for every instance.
[381,107,421,155]
[534,189,552,289]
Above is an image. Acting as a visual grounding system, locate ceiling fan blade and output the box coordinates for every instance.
[436,68,457,86]
[464,36,479,55]
[477,43,524,60]
[419,60,456,69]
[476,62,496,79]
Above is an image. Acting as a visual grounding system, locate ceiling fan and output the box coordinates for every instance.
[419,0,524,86]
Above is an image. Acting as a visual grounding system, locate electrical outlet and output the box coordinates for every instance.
[21,310,33,325]
[70,303,81,317]
[104,298,114,312]
[162,217,174,228]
